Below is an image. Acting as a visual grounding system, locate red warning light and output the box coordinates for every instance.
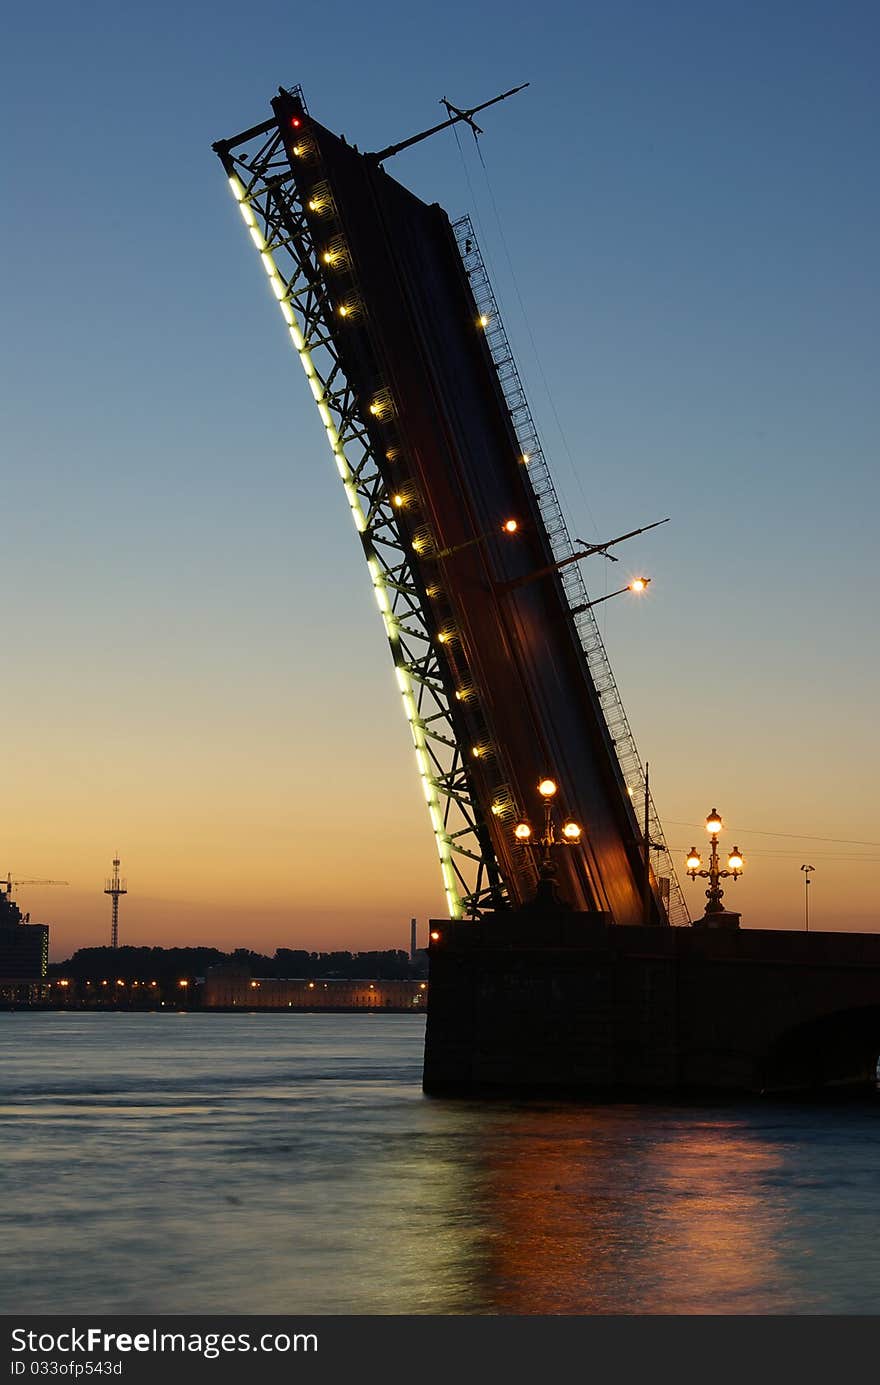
[290,116,302,129]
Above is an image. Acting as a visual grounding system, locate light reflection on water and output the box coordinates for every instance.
[1,1012,879,1314]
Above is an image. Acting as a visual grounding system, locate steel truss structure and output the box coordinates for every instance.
[214,87,687,925]
[213,94,506,920]
[454,219,689,925]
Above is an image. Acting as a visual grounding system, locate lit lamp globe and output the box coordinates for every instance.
[705,810,723,835]
[686,849,702,873]
[514,822,532,841]
[728,848,744,873]
[537,778,558,798]
[561,821,582,841]
[502,519,519,534]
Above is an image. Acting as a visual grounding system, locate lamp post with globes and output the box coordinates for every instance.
[685,809,745,928]
[513,777,584,906]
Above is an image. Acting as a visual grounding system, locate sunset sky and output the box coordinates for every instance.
[4,0,878,958]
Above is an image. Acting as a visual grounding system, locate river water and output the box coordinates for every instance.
[1,1011,879,1315]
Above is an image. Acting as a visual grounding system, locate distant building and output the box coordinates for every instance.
[0,888,49,1002]
[203,967,427,1011]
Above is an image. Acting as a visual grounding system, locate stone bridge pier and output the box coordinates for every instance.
[423,915,880,1097]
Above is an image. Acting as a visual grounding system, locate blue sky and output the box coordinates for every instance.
[3,0,878,952]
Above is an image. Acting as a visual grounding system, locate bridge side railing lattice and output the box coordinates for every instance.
[453,215,689,926]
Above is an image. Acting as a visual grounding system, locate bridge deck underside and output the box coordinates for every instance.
[288,113,660,925]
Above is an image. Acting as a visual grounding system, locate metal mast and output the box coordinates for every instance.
[104,857,127,949]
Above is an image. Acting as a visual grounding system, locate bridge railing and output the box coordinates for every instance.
[452,216,690,927]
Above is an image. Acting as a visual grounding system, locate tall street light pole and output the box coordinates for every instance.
[801,864,815,931]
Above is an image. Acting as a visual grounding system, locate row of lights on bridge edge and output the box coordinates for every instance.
[282,124,747,932]
[287,121,647,606]
[283,112,677,927]
[286,118,655,669]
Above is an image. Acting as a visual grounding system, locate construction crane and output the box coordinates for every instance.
[2,875,69,897]
[0,876,68,924]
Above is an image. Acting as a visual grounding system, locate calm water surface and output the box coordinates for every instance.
[2,1012,880,1314]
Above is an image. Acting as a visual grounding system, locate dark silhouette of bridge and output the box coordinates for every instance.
[214,86,880,1096]
[424,914,880,1094]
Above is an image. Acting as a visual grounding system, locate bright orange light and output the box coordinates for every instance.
[393,494,404,507]
[502,518,518,534]
[478,314,490,327]
[116,979,125,986]
[419,983,427,990]
[706,811,723,835]
[178,979,189,988]
[728,849,744,871]
[514,822,532,840]
[686,850,702,871]
[338,305,349,316]
[628,577,648,593]
[538,778,557,798]
[430,930,441,942]
[562,821,582,840]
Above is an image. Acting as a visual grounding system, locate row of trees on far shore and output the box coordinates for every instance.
[49,946,426,981]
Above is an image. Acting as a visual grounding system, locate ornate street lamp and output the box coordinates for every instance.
[685,809,745,923]
[514,777,583,905]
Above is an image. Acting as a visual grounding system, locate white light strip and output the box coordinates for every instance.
[229,174,463,919]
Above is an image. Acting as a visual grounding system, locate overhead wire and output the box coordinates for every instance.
[670,845,880,863]
[667,821,880,848]
[452,124,605,550]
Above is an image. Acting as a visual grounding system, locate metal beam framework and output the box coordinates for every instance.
[213,100,507,920]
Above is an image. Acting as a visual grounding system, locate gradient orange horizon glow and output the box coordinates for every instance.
[5,4,877,962]
[8,660,878,962]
